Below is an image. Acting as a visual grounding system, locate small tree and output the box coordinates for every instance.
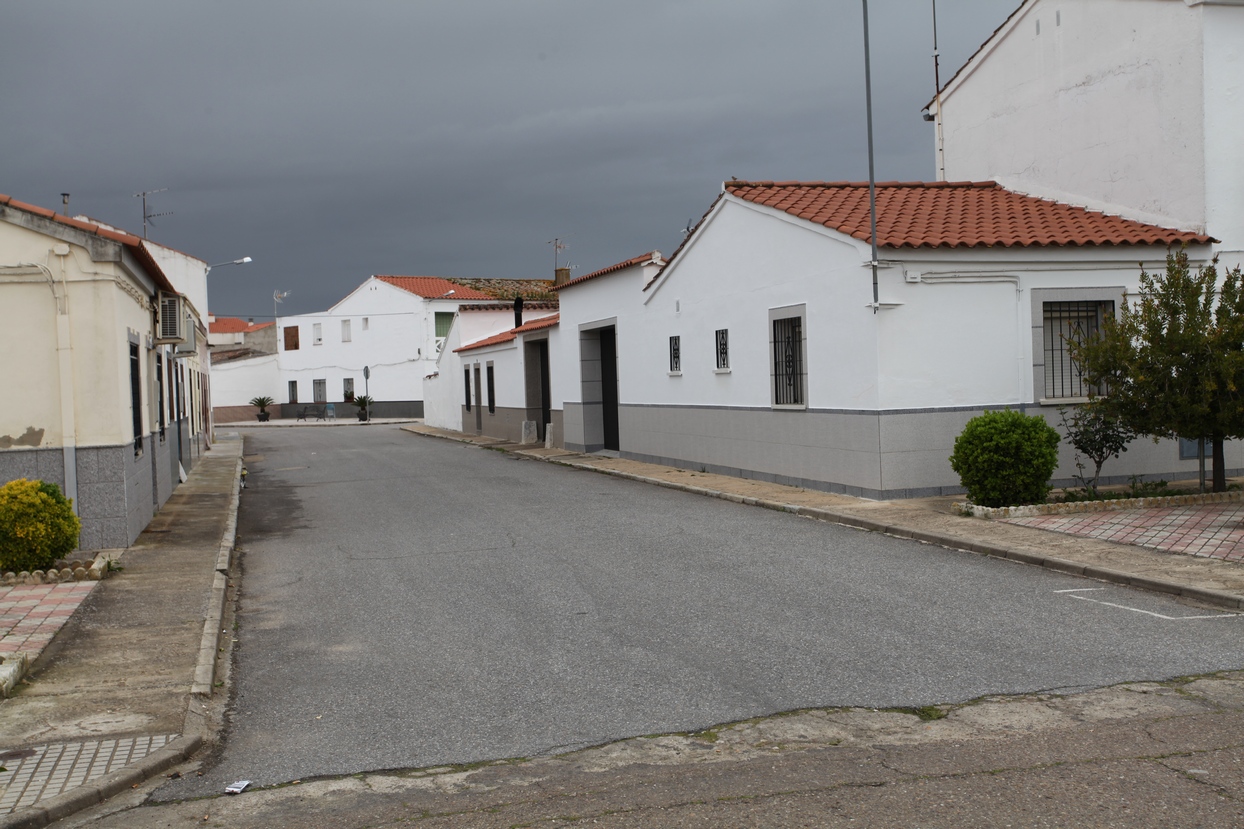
[1057,403,1134,496]
[950,410,1062,507]
[1069,250,1244,491]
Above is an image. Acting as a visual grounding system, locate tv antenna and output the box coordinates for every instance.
[680,218,695,237]
[547,237,569,271]
[273,289,292,321]
[133,188,172,238]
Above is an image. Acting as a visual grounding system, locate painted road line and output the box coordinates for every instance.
[1065,594,1240,621]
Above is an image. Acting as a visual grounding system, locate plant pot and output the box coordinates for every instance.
[257,411,270,422]
[357,410,368,421]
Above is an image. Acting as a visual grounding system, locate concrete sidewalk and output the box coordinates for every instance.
[403,424,1244,610]
[0,436,243,829]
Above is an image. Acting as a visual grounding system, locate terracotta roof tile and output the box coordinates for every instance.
[449,278,557,301]
[375,276,495,300]
[553,251,664,291]
[0,193,176,292]
[455,314,559,353]
[210,316,275,334]
[724,181,1214,249]
[458,301,559,312]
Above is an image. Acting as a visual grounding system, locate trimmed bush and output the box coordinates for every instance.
[0,478,81,572]
[950,410,1061,507]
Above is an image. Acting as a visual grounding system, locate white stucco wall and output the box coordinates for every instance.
[1202,2,1244,261]
[422,309,519,430]
[0,219,158,449]
[209,353,279,407]
[936,0,1208,233]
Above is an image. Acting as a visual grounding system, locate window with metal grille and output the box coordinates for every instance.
[669,336,681,372]
[343,378,354,400]
[772,316,805,406]
[130,343,143,456]
[288,380,298,404]
[283,326,300,350]
[313,379,327,403]
[715,329,729,370]
[1043,301,1112,398]
[464,367,472,411]
[486,364,496,413]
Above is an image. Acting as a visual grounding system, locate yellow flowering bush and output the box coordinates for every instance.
[0,478,81,573]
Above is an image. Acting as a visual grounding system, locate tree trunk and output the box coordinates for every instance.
[1213,435,1227,492]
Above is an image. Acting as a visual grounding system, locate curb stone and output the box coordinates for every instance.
[0,735,202,829]
[193,455,242,696]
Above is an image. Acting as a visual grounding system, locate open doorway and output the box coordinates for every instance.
[578,324,619,452]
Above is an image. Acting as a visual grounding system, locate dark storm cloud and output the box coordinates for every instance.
[2,0,1017,316]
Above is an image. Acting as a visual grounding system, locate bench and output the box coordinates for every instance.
[296,406,327,421]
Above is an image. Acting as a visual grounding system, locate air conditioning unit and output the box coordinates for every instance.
[175,310,198,353]
[156,292,185,343]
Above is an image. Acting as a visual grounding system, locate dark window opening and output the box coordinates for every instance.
[464,367,472,411]
[156,352,166,441]
[715,328,729,369]
[288,380,298,404]
[1043,301,1113,398]
[486,365,496,414]
[129,343,143,456]
[284,326,300,351]
[669,335,681,372]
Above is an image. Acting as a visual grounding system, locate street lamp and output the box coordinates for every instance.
[205,256,252,275]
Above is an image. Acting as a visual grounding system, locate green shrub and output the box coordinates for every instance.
[950,410,1061,507]
[0,478,81,572]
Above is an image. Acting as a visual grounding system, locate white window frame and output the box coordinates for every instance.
[313,322,323,346]
[769,304,807,409]
[341,318,352,342]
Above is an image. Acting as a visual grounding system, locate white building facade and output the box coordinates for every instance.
[929,0,1244,266]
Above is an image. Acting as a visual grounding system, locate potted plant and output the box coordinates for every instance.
[249,396,275,422]
[352,394,373,421]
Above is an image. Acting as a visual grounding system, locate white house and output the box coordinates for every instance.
[433,302,561,443]
[0,194,212,548]
[553,182,1221,498]
[273,276,497,418]
[927,0,1244,266]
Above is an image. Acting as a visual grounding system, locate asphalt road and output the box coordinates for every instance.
[158,425,1244,797]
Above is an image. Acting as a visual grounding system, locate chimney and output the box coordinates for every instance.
[513,296,524,330]
[554,266,571,286]
[247,317,254,324]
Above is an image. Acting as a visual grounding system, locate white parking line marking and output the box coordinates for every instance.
[1053,588,1106,593]
[1067,594,1240,620]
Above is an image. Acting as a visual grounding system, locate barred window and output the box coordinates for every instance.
[669,335,681,372]
[486,364,496,414]
[772,316,805,406]
[1043,301,1112,398]
[464,367,472,411]
[715,328,729,369]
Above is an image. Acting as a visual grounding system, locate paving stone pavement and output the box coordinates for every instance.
[1008,502,1244,562]
[0,584,97,659]
[0,735,176,815]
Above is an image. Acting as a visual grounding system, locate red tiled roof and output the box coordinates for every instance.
[0,193,176,292]
[458,301,559,312]
[725,181,1214,249]
[553,251,664,292]
[455,314,560,353]
[210,316,274,334]
[375,276,494,300]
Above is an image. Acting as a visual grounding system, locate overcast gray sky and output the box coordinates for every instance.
[2,0,1017,317]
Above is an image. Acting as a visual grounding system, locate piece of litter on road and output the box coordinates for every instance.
[225,780,251,794]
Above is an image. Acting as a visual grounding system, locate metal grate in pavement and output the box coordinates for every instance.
[0,734,177,814]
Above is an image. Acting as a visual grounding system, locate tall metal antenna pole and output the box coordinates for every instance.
[548,237,568,272]
[932,0,946,181]
[133,188,171,239]
[862,0,880,314]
